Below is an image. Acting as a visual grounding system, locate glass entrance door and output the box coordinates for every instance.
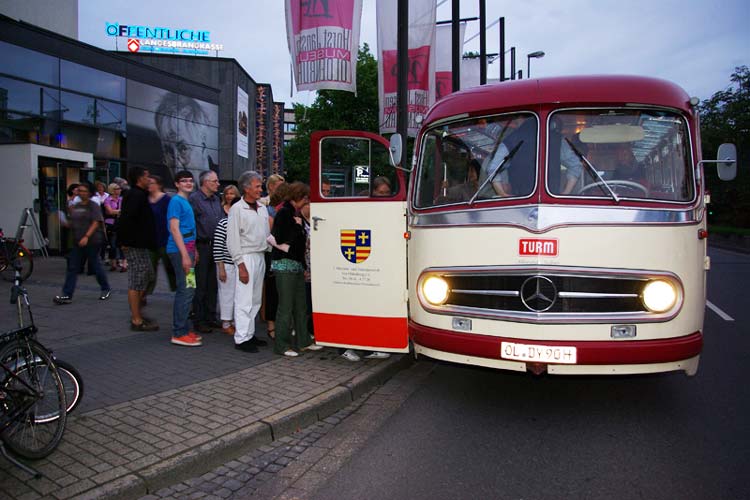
[38,157,85,254]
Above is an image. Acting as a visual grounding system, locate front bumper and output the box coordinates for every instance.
[409,321,702,376]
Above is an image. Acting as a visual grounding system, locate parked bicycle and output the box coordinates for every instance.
[0,227,33,282]
[0,245,83,477]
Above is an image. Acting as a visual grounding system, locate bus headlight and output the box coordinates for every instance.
[641,280,677,313]
[422,276,450,305]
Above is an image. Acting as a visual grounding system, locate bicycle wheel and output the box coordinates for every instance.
[0,243,33,282]
[0,339,66,459]
[53,359,84,415]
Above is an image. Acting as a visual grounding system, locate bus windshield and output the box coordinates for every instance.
[547,109,694,202]
[415,112,538,208]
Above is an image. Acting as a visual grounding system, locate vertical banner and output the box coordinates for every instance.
[435,23,466,101]
[285,0,363,93]
[377,0,436,136]
[237,86,249,159]
[461,57,480,90]
[272,102,284,174]
[256,85,270,176]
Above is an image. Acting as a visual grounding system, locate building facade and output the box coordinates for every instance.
[0,14,283,253]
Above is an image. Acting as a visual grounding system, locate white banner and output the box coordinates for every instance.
[285,0,363,93]
[237,86,249,158]
[377,0,436,136]
[461,57,481,90]
[435,23,465,100]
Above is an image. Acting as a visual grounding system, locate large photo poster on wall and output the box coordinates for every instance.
[127,80,219,183]
[237,86,249,159]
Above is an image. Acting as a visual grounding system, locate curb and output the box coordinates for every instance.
[73,354,413,499]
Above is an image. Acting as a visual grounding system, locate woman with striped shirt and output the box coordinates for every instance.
[213,184,241,335]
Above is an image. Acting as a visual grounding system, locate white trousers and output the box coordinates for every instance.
[217,262,236,321]
[233,253,265,344]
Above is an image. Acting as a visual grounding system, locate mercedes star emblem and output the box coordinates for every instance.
[520,276,557,312]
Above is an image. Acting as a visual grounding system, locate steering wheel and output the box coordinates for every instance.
[579,180,648,197]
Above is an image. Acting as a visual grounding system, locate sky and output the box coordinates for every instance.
[78,0,749,106]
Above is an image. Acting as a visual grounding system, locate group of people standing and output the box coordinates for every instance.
[54,167,323,358]
[53,167,390,361]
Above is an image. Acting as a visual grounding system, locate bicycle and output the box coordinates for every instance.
[0,251,80,476]
[0,227,33,283]
[1,226,83,418]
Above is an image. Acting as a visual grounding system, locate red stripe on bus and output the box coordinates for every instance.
[313,312,408,349]
[409,321,702,365]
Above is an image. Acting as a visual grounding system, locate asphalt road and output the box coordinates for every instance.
[311,247,750,500]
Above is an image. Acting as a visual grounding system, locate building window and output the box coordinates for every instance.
[0,40,59,86]
[60,60,126,103]
[0,76,60,117]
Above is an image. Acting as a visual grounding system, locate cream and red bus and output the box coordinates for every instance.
[308,75,737,376]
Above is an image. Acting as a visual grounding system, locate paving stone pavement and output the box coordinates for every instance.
[138,361,437,499]
[0,257,410,499]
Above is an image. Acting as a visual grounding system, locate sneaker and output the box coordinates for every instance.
[235,340,258,353]
[131,320,159,332]
[189,332,203,341]
[341,349,361,362]
[364,351,391,360]
[249,336,268,347]
[283,350,299,357]
[171,334,202,347]
[53,295,72,305]
[221,325,236,335]
[303,344,324,351]
[99,289,112,301]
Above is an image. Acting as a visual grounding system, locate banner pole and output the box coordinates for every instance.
[451,0,460,92]
[397,0,408,142]
[479,0,487,85]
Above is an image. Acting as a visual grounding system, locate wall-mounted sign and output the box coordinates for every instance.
[106,23,225,55]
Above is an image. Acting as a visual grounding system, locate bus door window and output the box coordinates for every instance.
[320,137,399,199]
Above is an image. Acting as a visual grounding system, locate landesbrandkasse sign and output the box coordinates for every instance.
[106,23,225,55]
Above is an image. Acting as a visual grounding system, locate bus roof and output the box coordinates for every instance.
[423,75,693,125]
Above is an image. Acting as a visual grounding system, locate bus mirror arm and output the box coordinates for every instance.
[698,143,737,181]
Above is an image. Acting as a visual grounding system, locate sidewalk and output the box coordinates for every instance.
[0,257,409,499]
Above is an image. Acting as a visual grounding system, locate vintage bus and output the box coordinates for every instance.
[308,75,737,376]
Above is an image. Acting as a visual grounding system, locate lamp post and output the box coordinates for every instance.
[527,51,545,78]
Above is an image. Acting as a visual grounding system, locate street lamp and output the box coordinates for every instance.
[527,51,545,78]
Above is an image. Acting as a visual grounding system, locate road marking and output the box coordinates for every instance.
[707,301,734,321]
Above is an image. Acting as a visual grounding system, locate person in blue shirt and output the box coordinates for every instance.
[166,170,200,347]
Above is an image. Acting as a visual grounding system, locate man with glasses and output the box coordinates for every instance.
[189,170,223,333]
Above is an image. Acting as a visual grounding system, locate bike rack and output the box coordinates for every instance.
[15,208,48,259]
[0,443,42,478]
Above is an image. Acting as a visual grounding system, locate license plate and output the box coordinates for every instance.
[501,342,577,364]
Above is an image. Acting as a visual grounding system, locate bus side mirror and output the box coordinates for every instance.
[389,134,403,168]
[717,143,737,181]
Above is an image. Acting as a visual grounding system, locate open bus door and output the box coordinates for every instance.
[309,131,409,353]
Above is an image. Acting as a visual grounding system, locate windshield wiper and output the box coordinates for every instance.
[564,138,620,203]
[468,140,524,206]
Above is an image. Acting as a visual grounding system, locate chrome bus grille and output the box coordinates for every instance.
[418,267,682,324]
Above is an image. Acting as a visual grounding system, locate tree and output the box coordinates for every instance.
[699,66,750,227]
[284,44,380,182]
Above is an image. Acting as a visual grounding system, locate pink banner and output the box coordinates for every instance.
[285,0,362,93]
[377,0,436,136]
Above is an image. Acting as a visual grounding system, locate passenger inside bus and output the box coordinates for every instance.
[371,176,393,197]
[477,116,536,199]
[580,142,650,197]
[437,159,481,203]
